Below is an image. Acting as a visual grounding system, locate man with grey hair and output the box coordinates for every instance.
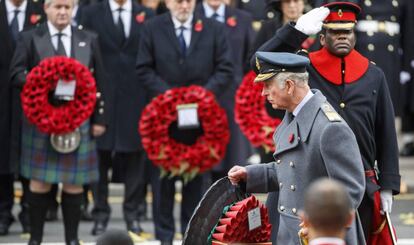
[228,51,365,244]
[299,178,355,245]
[9,0,107,242]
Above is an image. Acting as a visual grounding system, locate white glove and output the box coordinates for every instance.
[380,190,393,214]
[400,71,411,85]
[295,7,330,35]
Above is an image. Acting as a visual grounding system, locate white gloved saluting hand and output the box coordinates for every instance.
[380,189,393,214]
[295,7,330,35]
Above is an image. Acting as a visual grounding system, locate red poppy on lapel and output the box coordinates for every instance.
[136,11,146,23]
[289,133,294,143]
[30,14,41,25]
[194,19,203,32]
[226,16,237,27]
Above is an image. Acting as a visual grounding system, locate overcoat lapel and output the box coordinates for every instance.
[163,13,182,56]
[72,28,90,66]
[33,25,55,60]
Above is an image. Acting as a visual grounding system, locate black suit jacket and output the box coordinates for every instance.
[136,12,233,98]
[195,4,255,83]
[0,0,45,174]
[9,23,107,126]
[81,0,154,151]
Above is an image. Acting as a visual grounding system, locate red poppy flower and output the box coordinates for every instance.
[135,11,146,23]
[21,56,97,134]
[138,85,229,181]
[289,133,295,143]
[226,16,237,27]
[235,71,282,153]
[194,19,203,32]
[30,14,41,25]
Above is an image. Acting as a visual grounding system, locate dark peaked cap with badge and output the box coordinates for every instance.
[254,51,310,83]
[323,1,361,30]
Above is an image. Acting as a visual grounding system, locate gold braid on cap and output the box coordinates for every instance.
[256,57,261,71]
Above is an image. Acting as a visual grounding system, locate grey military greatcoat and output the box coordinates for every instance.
[246,90,366,245]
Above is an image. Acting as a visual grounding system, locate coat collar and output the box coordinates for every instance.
[309,47,369,85]
[273,90,326,155]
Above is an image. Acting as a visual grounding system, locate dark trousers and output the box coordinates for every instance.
[91,150,146,222]
[0,174,14,222]
[151,165,205,241]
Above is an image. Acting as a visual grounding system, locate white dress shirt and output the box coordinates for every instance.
[309,237,346,245]
[6,0,27,32]
[109,0,132,38]
[48,21,72,56]
[202,2,225,23]
[171,14,193,48]
[293,89,314,117]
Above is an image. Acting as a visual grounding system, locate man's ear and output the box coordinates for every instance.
[319,33,325,46]
[286,79,295,95]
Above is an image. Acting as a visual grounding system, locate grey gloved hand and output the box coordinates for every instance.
[295,7,330,35]
[380,189,393,214]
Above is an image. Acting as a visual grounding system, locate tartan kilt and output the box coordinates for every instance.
[20,116,99,185]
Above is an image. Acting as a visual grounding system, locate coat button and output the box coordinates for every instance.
[90,68,94,73]
[364,0,371,6]
[368,44,375,51]
[292,208,297,214]
[390,15,397,22]
[367,31,373,36]
[279,182,283,188]
[100,101,104,106]
[96,92,102,98]
[392,0,398,7]
[366,15,372,20]
[267,12,274,19]
[280,205,285,211]
[289,161,294,167]
[276,159,281,164]
[388,44,394,52]
[340,102,345,109]
[290,185,296,191]
[99,108,104,114]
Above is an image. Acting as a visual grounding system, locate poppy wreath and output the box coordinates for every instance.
[211,195,272,244]
[235,71,282,153]
[21,56,97,134]
[139,85,230,183]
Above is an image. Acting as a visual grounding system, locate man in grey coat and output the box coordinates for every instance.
[228,51,366,245]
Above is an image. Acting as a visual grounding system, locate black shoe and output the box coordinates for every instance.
[126,220,143,234]
[0,217,14,236]
[45,206,58,221]
[91,220,107,236]
[66,239,81,245]
[400,142,414,156]
[28,240,41,245]
[160,241,173,245]
[18,212,30,233]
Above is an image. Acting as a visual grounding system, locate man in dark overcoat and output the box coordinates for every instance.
[0,0,45,235]
[254,1,400,243]
[195,0,254,182]
[9,0,107,242]
[80,0,154,236]
[228,51,365,245]
[136,0,233,243]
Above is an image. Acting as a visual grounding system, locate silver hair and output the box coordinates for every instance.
[274,72,309,89]
[44,0,77,7]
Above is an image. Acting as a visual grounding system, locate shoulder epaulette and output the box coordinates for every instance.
[321,102,342,122]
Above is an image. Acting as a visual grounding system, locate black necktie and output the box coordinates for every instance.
[211,12,219,21]
[10,9,20,41]
[56,32,68,56]
[117,8,126,43]
[177,26,186,57]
